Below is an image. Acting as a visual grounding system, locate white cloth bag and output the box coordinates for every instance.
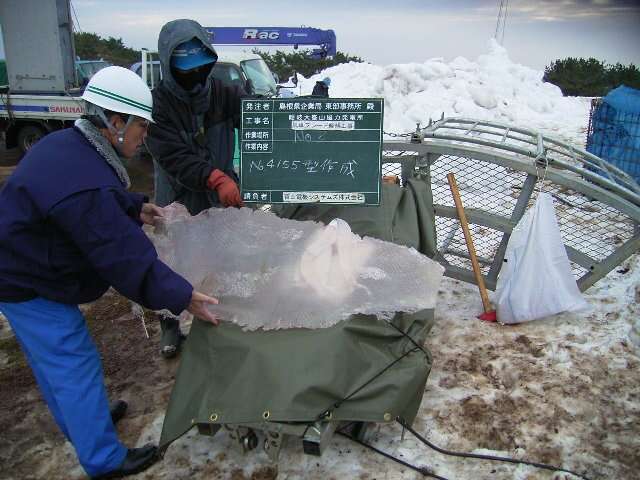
[495,192,589,324]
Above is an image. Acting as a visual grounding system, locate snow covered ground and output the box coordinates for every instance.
[132,261,639,479]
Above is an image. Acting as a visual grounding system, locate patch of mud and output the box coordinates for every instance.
[423,275,640,479]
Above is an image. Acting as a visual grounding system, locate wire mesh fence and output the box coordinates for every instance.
[382,119,640,291]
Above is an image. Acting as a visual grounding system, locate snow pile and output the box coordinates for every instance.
[296,39,589,145]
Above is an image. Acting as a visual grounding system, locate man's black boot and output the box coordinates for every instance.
[109,400,128,425]
[92,444,159,479]
[159,315,183,359]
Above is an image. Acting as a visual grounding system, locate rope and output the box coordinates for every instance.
[383,318,429,355]
[70,1,83,33]
[502,0,509,45]
[535,158,549,195]
[316,346,420,420]
[315,319,430,420]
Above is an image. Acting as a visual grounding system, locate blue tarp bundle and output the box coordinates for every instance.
[587,85,640,182]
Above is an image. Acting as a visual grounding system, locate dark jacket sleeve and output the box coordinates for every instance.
[146,93,214,192]
[147,83,246,192]
[221,82,245,129]
[48,188,193,315]
[127,191,148,226]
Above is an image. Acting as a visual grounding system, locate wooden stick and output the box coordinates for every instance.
[446,173,492,313]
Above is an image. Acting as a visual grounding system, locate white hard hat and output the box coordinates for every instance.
[82,66,154,123]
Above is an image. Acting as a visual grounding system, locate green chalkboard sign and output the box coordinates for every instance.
[239,98,384,205]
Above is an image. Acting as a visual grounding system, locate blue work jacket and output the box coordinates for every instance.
[0,127,192,315]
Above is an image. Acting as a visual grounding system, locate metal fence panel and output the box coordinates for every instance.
[383,117,640,292]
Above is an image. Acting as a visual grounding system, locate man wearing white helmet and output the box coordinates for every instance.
[0,66,219,478]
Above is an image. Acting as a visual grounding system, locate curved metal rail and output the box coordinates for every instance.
[382,117,640,292]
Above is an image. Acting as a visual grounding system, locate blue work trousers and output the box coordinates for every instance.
[0,297,127,477]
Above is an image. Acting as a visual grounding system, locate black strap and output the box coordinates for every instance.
[336,427,449,480]
[383,318,429,355]
[395,416,594,480]
[316,318,429,421]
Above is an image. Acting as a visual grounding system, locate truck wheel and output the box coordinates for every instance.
[17,125,47,154]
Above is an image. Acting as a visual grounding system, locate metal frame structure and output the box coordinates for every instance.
[382,117,640,292]
[197,419,338,462]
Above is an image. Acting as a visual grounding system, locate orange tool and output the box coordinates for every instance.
[446,173,497,322]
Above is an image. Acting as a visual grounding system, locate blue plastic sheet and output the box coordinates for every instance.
[587,85,640,182]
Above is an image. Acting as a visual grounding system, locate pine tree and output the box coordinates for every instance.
[74,32,140,67]
[253,49,364,81]
[543,57,640,96]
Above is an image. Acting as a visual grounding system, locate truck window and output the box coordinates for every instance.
[76,61,112,86]
[240,59,277,96]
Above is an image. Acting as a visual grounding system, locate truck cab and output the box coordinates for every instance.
[75,59,112,86]
[131,50,278,97]
[214,52,278,97]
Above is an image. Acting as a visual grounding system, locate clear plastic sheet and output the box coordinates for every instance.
[149,204,444,330]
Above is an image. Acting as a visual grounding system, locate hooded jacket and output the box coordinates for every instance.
[0,121,193,314]
[312,80,329,97]
[146,19,245,215]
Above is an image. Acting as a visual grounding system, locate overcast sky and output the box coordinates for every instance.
[1,0,639,71]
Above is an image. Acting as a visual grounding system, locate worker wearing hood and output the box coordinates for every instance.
[312,76,331,97]
[146,19,244,214]
[146,19,245,358]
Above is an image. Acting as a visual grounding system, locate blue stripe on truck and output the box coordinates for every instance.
[0,104,50,113]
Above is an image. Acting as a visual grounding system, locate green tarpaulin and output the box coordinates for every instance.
[159,176,439,450]
[274,177,438,258]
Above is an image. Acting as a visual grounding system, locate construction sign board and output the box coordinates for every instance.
[239,98,383,205]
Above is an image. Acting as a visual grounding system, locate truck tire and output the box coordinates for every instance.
[17,124,47,154]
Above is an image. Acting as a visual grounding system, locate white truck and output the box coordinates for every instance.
[132,49,282,97]
[0,90,87,153]
[0,0,90,153]
[1,48,284,155]
[0,0,292,154]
